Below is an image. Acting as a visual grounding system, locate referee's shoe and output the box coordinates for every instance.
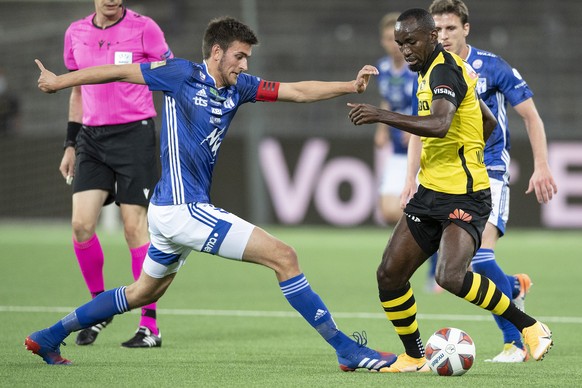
[122,326,162,348]
[76,317,113,346]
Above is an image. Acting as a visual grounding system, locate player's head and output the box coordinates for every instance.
[429,0,470,55]
[202,17,259,60]
[203,17,259,87]
[395,8,438,72]
[379,12,403,59]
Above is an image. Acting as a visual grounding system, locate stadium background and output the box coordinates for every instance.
[0,0,580,228]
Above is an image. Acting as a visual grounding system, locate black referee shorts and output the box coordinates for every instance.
[404,185,492,256]
[73,119,158,207]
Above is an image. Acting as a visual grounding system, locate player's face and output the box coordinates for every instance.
[94,0,123,18]
[432,13,469,56]
[395,20,438,72]
[381,26,400,58]
[216,41,252,87]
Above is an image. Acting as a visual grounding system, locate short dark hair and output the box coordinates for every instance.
[429,0,469,25]
[397,8,436,33]
[202,16,259,59]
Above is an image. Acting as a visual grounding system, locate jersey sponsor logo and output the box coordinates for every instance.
[196,89,207,97]
[143,188,150,199]
[223,97,235,109]
[211,107,223,115]
[150,60,167,69]
[476,50,497,58]
[471,59,483,70]
[201,219,232,254]
[201,127,225,158]
[193,96,208,107]
[477,78,487,95]
[209,116,221,125]
[448,208,473,222]
[209,88,226,102]
[199,70,206,80]
[433,85,455,98]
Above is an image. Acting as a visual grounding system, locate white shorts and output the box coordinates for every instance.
[488,175,510,236]
[143,202,255,278]
[379,153,408,196]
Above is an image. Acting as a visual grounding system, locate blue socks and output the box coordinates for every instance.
[472,249,523,348]
[49,287,129,344]
[280,274,352,352]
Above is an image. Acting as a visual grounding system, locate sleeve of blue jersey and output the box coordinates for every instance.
[235,73,262,104]
[492,56,534,107]
[140,58,190,94]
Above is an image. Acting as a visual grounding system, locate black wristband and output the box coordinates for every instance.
[64,121,82,150]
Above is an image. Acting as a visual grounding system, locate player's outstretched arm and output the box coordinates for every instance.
[35,59,145,93]
[277,65,378,103]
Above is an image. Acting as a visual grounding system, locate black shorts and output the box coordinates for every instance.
[73,119,158,207]
[404,185,492,256]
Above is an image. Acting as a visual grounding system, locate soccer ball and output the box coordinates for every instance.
[425,327,475,376]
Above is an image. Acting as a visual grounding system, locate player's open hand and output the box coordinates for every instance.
[526,165,558,204]
[353,65,378,94]
[35,59,59,94]
[347,103,382,125]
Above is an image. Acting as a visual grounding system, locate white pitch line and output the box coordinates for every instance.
[1,305,581,324]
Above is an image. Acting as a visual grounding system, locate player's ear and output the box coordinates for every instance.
[211,44,222,62]
[464,23,470,37]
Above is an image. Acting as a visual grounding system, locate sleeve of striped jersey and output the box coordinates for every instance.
[256,80,280,102]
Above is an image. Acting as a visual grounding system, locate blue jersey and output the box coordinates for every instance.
[141,58,261,205]
[465,45,533,178]
[377,56,415,155]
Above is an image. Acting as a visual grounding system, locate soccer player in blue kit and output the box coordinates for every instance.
[26,16,398,371]
[419,0,557,362]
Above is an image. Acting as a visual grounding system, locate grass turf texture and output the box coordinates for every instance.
[1,222,580,387]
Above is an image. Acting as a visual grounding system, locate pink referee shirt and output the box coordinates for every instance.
[64,8,172,126]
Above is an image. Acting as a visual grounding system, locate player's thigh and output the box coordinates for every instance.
[379,216,428,284]
[119,203,149,243]
[242,227,297,269]
[71,189,109,229]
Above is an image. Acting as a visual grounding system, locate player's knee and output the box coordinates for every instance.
[71,219,96,242]
[278,244,298,269]
[126,284,159,308]
[376,264,405,289]
[434,270,464,294]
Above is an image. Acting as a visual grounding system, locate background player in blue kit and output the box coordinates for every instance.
[424,0,558,362]
[26,16,398,371]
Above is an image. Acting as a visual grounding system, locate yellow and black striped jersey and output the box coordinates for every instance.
[416,44,489,194]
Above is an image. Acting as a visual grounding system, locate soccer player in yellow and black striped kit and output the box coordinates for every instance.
[348,8,552,372]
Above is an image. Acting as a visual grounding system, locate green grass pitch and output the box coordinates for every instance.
[1,222,580,387]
